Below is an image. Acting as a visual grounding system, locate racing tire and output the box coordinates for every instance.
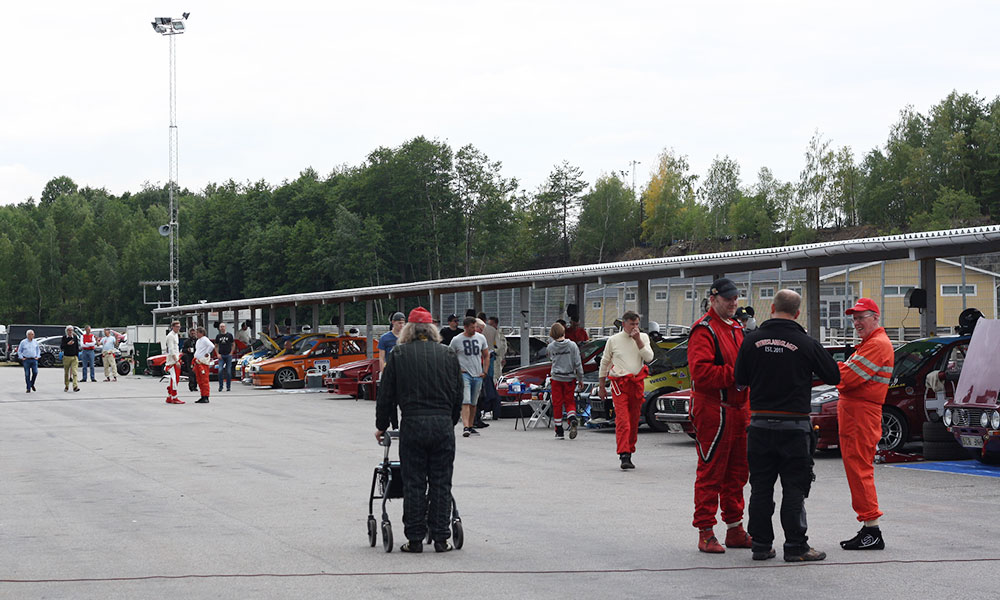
[39,354,55,368]
[117,361,132,377]
[922,440,968,461]
[974,450,1000,465]
[358,374,373,400]
[644,389,678,433]
[921,420,955,443]
[382,521,393,553]
[367,516,377,547]
[452,519,464,550]
[274,367,298,389]
[878,407,909,453]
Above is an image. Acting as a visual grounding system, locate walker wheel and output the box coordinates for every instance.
[452,519,464,550]
[382,521,393,553]
[367,516,377,547]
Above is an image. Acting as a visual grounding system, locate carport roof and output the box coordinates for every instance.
[153,225,1000,315]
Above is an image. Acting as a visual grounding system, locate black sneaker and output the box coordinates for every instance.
[752,548,776,561]
[473,420,490,428]
[467,427,480,436]
[568,419,578,440]
[195,397,209,403]
[433,540,453,553]
[400,541,422,553]
[620,453,635,470]
[555,425,564,439]
[784,548,826,562]
[462,428,471,438]
[840,526,884,550]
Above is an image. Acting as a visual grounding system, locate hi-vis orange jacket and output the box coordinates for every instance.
[837,327,894,405]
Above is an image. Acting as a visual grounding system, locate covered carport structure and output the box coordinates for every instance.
[153,226,1000,367]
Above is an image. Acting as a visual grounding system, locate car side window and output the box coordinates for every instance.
[341,340,362,355]
[945,344,967,375]
[311,342,337,358]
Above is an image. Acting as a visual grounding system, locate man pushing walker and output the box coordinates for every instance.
[375,307,463,553]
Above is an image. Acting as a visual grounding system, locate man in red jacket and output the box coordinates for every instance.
[837,298,893,550]
[688,278,752,554]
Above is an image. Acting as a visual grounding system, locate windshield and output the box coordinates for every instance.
[892,339,946,384]
[663,340,689,369]
[578,338,607,361]
[291,337,321,354]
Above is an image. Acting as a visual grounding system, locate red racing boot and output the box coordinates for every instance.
[725,524,753,548]
[698,528,725,553]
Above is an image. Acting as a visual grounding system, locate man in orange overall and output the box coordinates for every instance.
[688,278,752,554]
[837,298,893,550]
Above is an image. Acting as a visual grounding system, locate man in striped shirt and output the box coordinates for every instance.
[837,298,894,551]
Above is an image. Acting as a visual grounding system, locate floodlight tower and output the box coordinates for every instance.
[150,12,190,307]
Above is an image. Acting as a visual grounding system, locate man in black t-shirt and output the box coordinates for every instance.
[439,314,461,346]
[215,323,236,392]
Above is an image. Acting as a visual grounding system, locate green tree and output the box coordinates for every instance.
[541,161,586,263]
[641,149,698,247]
[574,174,638,263]
[698,156,742,236]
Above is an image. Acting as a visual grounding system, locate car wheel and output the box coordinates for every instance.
[39,354,55,368]
[358,373,372,400]
[644,391,675,432]
[921,440,968,461]
[975,450,1000,465]
[921,420,955,443]
[878,407,909,452]
[117,361,132,377]
[275,367,297,388]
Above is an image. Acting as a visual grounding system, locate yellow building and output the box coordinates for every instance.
[584,258,998,340]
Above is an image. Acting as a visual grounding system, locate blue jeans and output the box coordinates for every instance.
[23,358,38,391]
[80,350,96,381]
[461,372,483,405]
[218,354,233,390]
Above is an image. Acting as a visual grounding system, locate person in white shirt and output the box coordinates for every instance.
[164,321,184,404]
[18,330,41,393]
[99,328,118,382]
[598,311,654,470]
[192,326,215,403]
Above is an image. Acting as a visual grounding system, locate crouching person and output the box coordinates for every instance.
[375,307,463,553]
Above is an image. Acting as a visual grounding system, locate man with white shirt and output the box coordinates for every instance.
[193,326,215,404]
[18,330,41,393]
[598,311,654,470]
[164,321,184,404]
[99,328,118,382]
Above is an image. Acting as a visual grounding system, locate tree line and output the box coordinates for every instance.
[1,90,997,326]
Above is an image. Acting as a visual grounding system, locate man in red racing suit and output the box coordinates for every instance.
[688,278,752,554]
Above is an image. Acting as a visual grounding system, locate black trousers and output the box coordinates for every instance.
[398,415,456,543]
[747,425,814,555]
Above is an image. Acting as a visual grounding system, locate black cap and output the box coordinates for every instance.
[390,312,406,322]
[710,278,739,299]
[447,314,459,322]
[735,307,749,320]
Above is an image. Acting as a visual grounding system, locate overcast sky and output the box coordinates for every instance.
[2,1,997,205]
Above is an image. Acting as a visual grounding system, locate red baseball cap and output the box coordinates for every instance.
[845,298,880,316]
[408,306,434,324]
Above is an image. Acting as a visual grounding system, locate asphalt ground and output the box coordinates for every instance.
[3,366,999,599]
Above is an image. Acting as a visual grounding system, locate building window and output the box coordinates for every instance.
[654,291,667,301]
[592,301,602,309]
[883,285,915,297]
[759,287,774,299]
[624,291,636,301]
[685,290,696,300]
[788,286,802,295]
[941,284,976,296]
[739,289,748,299]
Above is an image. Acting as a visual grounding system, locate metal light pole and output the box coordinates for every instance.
[151,13,189,307]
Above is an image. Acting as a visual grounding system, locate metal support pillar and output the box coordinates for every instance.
[920,258,937,337]
[638,279,650,331]
[365,301,374,359]
[396,298,404,314]
[290,308,297,334]
[574,283,586,330]
[311,304,319,334]
[474,291,483,317]
[806,267,821,340]
[250,308,256,336]
[428,289,438,323]
[338,303,345,336]
[520,287,530,367]
[269,305,275,338]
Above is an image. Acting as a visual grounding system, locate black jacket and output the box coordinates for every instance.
[60,335,80,357]
[734,318,841,415]
[376,338,463,431]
